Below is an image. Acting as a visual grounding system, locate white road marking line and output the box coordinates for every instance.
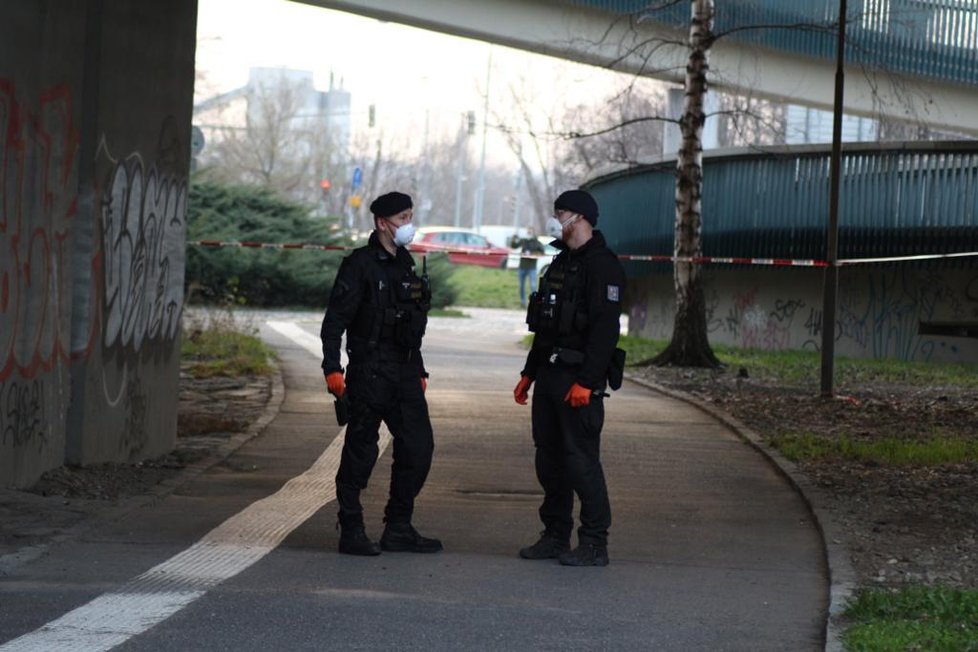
[1,320,391,652]
[267,320,323,357]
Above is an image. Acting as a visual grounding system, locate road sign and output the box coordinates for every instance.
[352,167,362,190]
[191,126,205,155]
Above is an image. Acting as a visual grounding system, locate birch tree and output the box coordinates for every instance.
[652,0,721,367]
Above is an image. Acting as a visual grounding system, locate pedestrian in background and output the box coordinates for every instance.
[513,189,626,567]
[321,191,442,556]
[512,227,546,308]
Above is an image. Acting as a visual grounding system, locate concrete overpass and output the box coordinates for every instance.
[307,0,978,136]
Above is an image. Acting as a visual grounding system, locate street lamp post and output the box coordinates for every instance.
[472,48,492,233]
[820,0,847,397]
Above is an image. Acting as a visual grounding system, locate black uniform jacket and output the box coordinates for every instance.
[521,230,625,390]
[320,231,427,378]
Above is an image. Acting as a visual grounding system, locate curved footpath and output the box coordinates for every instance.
[0,308,836,651]
[626,374,855,652]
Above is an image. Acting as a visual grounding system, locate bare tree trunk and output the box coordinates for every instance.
[653,0,720,368]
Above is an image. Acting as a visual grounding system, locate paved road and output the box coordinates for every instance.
[0,308,827,651]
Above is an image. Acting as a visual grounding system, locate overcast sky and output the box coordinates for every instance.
[194,0,663,163]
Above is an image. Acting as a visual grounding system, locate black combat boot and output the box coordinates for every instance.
[380,523,443,553]
[338,523,381,556]
[558,543,609,567]
[519,532,570,560]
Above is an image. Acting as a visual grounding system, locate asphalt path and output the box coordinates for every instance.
[0,308,827,651]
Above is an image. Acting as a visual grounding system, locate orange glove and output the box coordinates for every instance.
[514,375,533,405]
[325,371,345,397]
[420,377,427,393]
[564,382,591,408]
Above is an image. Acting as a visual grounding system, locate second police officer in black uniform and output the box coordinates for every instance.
[321,191,442,556]
[513,189,626,567]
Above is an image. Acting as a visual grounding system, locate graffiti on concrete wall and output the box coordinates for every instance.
[862,270,949,360]
[0,81,79,382]
[635,267,978,362]
[99,139,186,352]
[716,286,807,351]
[96,130,186,456]
[0,80,79,455]
[1,78,187,464]
[696,268,978,361]
[0,380,47,452]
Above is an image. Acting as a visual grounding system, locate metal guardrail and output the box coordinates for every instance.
[585,141,978,271]
[566,0,978,87]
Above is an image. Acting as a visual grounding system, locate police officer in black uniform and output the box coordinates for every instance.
[513,189,625,567]
[321,191,442,556]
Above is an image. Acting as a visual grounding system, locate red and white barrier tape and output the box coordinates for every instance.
[618,254,829,267]
[186,240,978,267]
[191,240,349,252]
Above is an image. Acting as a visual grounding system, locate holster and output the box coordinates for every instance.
[334,395,350,426]
[607,347,626,390]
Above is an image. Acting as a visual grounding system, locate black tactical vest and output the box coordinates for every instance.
[349,253,431,354]
[526,254,589,350]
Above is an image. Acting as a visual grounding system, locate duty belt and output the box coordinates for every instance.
[349,345,415,363]
[547,346,584,366]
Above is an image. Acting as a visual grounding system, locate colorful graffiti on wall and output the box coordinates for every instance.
[0,81,79,454]
[0,81,79,383]
[629,268,978,362]
[1,79,187,464]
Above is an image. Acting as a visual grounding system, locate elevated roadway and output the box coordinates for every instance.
[304,0,978,136]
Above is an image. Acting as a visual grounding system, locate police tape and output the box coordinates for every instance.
[190,240,350,252]
[186,240,978,267]
[617,254,828,267]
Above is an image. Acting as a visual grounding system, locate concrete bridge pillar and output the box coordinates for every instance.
[1,0,197,487]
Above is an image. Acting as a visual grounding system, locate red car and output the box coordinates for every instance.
[410,227,509,267]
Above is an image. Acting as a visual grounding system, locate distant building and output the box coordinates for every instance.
[193,67,352,208]
[784,105,878,145]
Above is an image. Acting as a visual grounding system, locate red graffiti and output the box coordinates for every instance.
[0,80,80,381]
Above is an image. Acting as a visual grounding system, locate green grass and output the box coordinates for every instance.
[449,265,522,309]
[843,586,978,651]
[712,344,978,388]
[181,324,275,378]
[448,267,977,387]
[769,432,978,466]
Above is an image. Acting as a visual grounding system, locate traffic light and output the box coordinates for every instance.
[467,110,476,135]
[368,105,376,128]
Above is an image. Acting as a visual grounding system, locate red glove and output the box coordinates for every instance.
[420,377,427,393]
[513,375,533,405]
[325,371,345,397]
[564,383,591,408]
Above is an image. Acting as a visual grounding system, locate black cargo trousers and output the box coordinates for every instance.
[335,353,434,527]
[531,363,611,546]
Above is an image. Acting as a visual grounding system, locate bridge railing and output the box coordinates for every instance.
[585,141,978,273]
[567,0,978,87]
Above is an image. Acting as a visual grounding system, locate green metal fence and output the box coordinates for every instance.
[566,0,978,87]
[585,142,978,273]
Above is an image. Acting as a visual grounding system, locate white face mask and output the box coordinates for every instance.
[391,222,416,247]
[545,214,578,240]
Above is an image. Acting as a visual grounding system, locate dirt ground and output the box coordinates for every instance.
[634,364,978,590]
[6,361,977,594]
[0,369,273,561]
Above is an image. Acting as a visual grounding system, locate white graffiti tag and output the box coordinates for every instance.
[101,154,185,350]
